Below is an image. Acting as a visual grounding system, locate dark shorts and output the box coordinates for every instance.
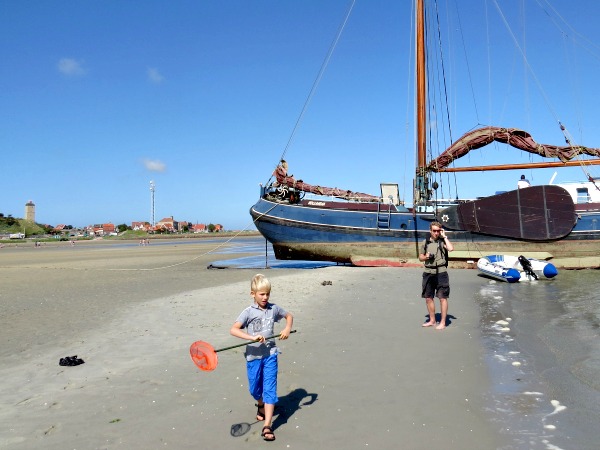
[422,271,450,299]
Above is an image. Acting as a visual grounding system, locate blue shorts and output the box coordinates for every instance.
[246,353,279,404]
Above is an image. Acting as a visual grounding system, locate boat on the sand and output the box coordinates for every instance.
[250,1,600,269]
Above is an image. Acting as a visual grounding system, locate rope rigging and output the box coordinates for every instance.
[492,0,600,184]
[265,0,357,188]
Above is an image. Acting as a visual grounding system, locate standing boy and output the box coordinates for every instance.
[230,274,294,442]
[419,221,454,330]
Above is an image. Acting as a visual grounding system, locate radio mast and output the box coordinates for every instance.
[149,180,155,227]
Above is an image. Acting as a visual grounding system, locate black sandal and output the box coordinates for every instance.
[256,404,265,421]
[59,355,85,366]
[261,425,275,441]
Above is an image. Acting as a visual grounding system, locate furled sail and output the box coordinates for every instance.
[272,160,380,202]
[428,126,600,171]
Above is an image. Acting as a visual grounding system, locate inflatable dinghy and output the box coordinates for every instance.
[476,255,558,283]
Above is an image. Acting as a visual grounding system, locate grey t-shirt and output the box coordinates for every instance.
[235,303,288,361]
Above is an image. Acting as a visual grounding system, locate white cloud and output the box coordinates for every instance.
[57,58,86,76]
[147,67,165,84]
[143,159,166,172]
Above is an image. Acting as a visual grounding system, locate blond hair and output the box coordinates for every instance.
[251,273,271,293]
[430,221,442,230]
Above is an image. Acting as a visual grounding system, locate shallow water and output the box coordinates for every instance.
[210,237,337,269]
[476,270,600,450]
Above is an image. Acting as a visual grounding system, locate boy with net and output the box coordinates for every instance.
[230,274,294,441]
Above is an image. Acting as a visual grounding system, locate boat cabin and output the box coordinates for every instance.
[556,181,600,208]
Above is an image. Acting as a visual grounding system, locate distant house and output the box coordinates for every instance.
[131,221,151,231]
[192,223,207,233]
[214,224,223,232]
[53,224,67,233]
[102,223,116,234]
[90,225,103,236]
[89,223,116,236]
[156,216,178,232]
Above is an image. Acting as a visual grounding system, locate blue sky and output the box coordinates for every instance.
[2,1,600,230]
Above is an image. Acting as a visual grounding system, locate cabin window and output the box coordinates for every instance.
[576,188,590,204]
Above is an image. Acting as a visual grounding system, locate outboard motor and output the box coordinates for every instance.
[518,255,538,280]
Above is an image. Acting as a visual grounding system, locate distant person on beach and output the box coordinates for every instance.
[517,174,531,189]
[419,221,454,330]
[230,274,294,442]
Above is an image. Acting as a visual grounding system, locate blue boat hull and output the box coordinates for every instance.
[250,195,600,268]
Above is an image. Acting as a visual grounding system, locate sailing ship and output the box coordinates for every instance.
[250,0,600,269]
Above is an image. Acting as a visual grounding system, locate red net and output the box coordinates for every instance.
[189,341,218,371]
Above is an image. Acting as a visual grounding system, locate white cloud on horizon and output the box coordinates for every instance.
[57,58,86,76]
[143,159,166,172]
[147,67,165,84]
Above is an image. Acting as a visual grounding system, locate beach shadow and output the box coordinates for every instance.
[423,313,457,328]
[229,388,318,437]
[230,420,260,437]
[272,388,318,430]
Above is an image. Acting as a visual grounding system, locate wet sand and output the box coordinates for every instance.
[0,238,503,449]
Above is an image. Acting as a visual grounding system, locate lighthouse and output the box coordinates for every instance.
[25,200,35,222]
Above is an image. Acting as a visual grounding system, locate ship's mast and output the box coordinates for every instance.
[414,0,428,208]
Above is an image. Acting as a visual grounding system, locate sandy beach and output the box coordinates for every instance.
[1,238,503,449]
